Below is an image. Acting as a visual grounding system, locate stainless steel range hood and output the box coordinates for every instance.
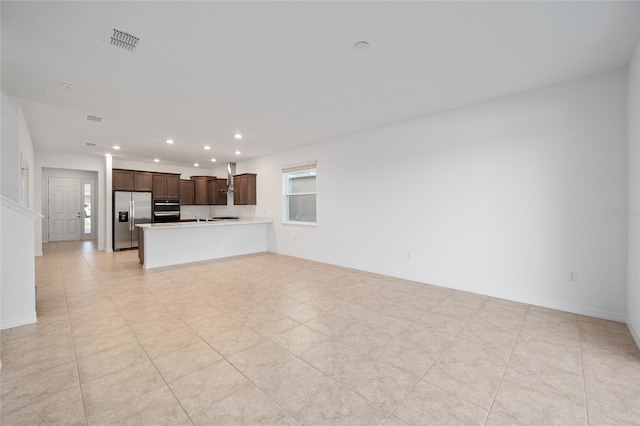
[226,162,236,192]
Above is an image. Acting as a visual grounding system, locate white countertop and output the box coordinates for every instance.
[137,217,273,229]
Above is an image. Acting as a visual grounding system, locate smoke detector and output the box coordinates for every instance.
[85,114,103,123]
[105,26,140,52]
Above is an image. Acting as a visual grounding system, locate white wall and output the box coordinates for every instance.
[1,93,21,202]
[240,70,629,321]
[18,104,35,209]
[1,197,40,329]
[627,40,640,344]
[34,152,106,254]
[1,92,35,208]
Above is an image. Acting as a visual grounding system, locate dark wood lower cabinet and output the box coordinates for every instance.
[138,227,144,265]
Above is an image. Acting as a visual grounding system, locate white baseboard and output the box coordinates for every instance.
[271,249,626,323]
[627,321,640,349]
[516,299,626,322]
[1,313,37,330]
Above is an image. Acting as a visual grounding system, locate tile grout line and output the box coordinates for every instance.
[196,305,325,422]
[182,274,406,424]
[112,257,307,424]
[63,243,92,426]
[78,244,193,424]
[576,316,590,426]
[380,294,491,424]
[261,290,419,420]
[162,294,303,423]
[94,279,194,424]
[297,305,432,421]
[481,304,531,426]
[22,241,630,425]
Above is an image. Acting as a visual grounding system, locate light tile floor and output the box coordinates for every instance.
[1,240,639,425]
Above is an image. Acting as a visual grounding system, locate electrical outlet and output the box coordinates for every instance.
[569,271,577,282]
[406,251,412,260]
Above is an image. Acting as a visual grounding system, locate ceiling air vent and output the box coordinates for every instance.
[85,114,102,123]
[107,27,140,52]
[84,142,97,147]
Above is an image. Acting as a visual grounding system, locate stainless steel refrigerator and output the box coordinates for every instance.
[113,191,152,251]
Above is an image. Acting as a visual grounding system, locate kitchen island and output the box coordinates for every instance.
[137,218,273,269]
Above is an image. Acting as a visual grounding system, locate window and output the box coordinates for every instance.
[83,183,92,234]
[283,163,316,224]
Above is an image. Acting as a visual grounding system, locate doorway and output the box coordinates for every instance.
[46,176,96,242]
[48,177,82,241]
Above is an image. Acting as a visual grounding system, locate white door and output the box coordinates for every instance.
[48,177,82,241]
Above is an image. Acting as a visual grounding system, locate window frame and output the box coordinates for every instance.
[282,163,317,225]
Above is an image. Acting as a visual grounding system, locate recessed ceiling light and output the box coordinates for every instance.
[166,139,174,144]
[211,158,217,162]
[112,145,120,150]
[194,163,199,167]
[203,145,211,150]
[353,41,370,51]
[235,150,241,155]
[61,81,77,90]
[154,158,160,162]
[234,133,242,140]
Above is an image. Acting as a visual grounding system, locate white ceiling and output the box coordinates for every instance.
[2,1,639,167]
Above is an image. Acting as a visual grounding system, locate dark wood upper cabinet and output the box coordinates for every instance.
[152,173,181,199]
[191,176,211,205]
[152,173,166,199]
[166,174,180,199]
[113,168,180,199]
[113,169,134,191]
[233,173,256,205]
[180,179,195,205]
[113,169,155,191]
[134,172,153,191]
[207,178,228,205]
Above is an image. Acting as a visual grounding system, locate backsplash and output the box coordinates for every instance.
[179,205,210,220]
[180,204,257,219]
[209,204,256,218]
